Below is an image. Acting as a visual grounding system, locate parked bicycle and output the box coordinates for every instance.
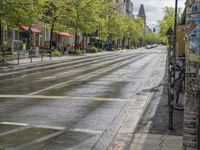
[173,57,185,111]
[168,54,185,130]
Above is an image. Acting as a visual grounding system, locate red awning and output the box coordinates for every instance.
[20,25,41,34]
[59,32,72,38]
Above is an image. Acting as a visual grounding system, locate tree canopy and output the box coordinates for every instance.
[0,0,150,49]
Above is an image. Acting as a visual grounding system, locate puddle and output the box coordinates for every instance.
[98,81,129,98]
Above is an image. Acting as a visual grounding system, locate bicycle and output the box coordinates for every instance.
[168,56,185,110]
[173,57,185,111]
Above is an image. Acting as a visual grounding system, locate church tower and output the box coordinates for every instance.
[138,4,146,26]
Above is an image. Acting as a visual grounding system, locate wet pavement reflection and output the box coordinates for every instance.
[0,48,167,149]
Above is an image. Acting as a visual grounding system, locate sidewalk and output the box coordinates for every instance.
[0,51,112,78]
[0,51,109,68]
[129,133,182,150]
[0,49,142,70]
[129,76,183,150]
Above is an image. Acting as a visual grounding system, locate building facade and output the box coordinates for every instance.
[126,0,134,17]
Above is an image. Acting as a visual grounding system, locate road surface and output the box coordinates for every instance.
[0,47,167,150]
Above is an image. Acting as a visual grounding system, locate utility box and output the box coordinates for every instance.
[176,25,186,57]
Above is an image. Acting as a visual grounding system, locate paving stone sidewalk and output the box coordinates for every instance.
[129,133,182,150]
[129,77,183,150]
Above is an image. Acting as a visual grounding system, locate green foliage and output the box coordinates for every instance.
[0,42,13,64]
[51,50,63,57]
[0,0,45,27]
[0,43,12,52]
[160,16,174,37]
[0,55,14,64]
[160,6,183,38]
[74,50,84,55]
[87,47,98,53]
[63,0,103,34]
[114,47,121,51]
[0,0,152,50]
[111,47,121,51]
[144,33,162,44]
[98,48,103,52]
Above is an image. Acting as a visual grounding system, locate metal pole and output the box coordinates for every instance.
[50,50,52,61]
[169,1,178,130]
[41,54,43,62]
[169,101,174,130]
[30,48,33,63]
[17,47,20,64]
[174,0,178,57]
[168,35,173,130]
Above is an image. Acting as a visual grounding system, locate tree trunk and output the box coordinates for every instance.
[85,34,88,50]
[107,14,111,51]
[122,36,125,49]
[0,18,2,49]
[27,26,32,50]
[75,8,79,51]
[49,23,55,51]
[49,16,57,51]
[128,38,130,49]
[74,31,78,51]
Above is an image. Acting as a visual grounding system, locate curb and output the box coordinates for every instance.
[107,53,167,150]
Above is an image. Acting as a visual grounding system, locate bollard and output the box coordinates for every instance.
[17,48,20,65]
[30,48,33,63]
[41,54,43,62]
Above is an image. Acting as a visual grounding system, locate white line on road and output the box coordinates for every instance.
[35,125,65,130]
[0,121,102,135]
[0,94,135,102]
[28,54,142,95]
[0,122,28,126]
[72,128,102,134]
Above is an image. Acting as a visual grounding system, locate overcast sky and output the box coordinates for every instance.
[132,0,186,27]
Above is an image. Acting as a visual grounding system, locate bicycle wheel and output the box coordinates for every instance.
[173,78,184,111]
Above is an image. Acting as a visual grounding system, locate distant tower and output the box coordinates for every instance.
[138,4,146,26]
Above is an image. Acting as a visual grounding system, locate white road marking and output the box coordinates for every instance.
[28,54,139,95]
[0,94,135,102]
[35,125,65,130]
[71,128,102,134]
[0,122,28,126]
[0,121,102,135]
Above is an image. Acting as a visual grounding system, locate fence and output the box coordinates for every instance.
[0,48,52,65]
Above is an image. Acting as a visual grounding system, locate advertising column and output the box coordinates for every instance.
[184,0,200,149]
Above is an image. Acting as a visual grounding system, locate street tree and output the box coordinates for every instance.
[42,0,69,51]
[0,0,31,47]
[0,0,45,50]
[64,0,103,50]
[160,6,182,43]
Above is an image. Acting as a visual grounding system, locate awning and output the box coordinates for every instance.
[20,25,41,34]
[59,32,72,38]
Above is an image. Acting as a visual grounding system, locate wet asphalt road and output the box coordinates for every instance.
[0,47,167,150]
